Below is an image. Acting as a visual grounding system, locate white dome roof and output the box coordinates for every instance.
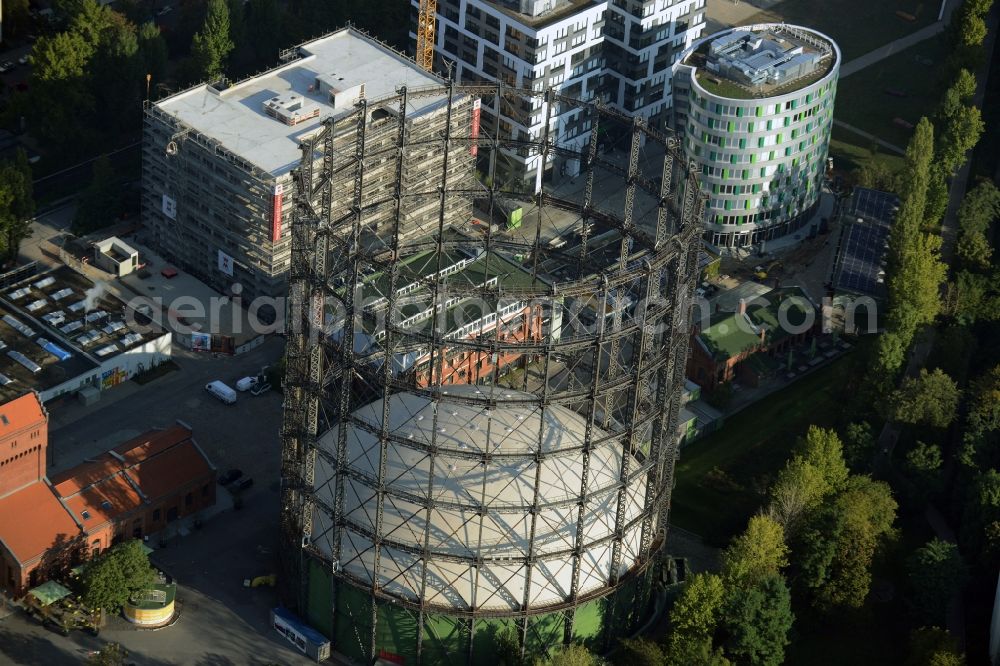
[312,385,651,611]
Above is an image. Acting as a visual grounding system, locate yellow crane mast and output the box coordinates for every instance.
[416,0,437,72]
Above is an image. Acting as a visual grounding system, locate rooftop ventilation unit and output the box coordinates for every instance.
[0,373,13,385]
[120,332,143,347]
[68,300,87,313]
[42,311,66,326]
[102,320,126,335]
[51,288,74,301]
[85,310,109,323]
[32,277,55,290]
[7,287,30,300]
[61,321,83,335]
[262,93,320,126]
[26,299,46,312]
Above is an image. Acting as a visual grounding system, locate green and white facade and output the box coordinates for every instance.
[672,24,840,248]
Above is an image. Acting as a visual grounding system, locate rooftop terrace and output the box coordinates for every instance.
[685,24,838,100]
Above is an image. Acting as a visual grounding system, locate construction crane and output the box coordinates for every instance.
[416,0,437,72]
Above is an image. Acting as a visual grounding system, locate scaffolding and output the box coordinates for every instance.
[280,82,705,664]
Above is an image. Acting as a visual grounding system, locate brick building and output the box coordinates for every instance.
[687,286,819,389]
[0,392,216,597]
[50,425,217,558]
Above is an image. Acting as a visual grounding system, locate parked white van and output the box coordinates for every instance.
[205,380,237,404]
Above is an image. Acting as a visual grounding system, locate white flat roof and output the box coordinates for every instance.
[154,28,446,177]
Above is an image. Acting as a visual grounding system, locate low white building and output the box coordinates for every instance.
[0,267,172,404]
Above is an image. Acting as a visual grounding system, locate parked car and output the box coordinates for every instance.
[0,62,13,73]
[205,380,237,404]
[17,55,29,66]
[218,469,243,485]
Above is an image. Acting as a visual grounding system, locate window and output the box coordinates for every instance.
[202,484,210,497]
[153,509,161,522]
[185,492,193,507]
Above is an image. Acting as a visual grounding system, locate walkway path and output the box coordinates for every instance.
[832,120,906,155]
[839,0,959,78]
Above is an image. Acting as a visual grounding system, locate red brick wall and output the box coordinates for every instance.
[0,419,48,495]
[416,306,544,387]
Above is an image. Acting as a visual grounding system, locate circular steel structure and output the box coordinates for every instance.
[279,83,704,664]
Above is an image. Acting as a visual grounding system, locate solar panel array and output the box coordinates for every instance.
[834,188,899,296]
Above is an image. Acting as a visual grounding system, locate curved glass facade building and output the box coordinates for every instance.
[672,24,840,248]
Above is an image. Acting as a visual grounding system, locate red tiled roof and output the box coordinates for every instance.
[50,458,121,497]
[128,441,212,500]
[0,392,46,435]
[52,425,211,516]
[0,481,79,564]
[61,474,142,526]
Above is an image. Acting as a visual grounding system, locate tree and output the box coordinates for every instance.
[795,476,897,610]
[904,441,943,494]
[86,642,129,666]
[720,574,794,666]
[892,369,960,428]
[967,365,1000,437]
[937,70,977,125]
[767,458,831,535]
[666,573,725,663]
[888,234,948,329]
[618,638,667,666]
[1,0,32,39]
[843,421,875,470]
[906,540,968,625]
[30,31,98,152]
[906,627,966,666]
[536,644,598,666]
[246,0,282,69]
[961,469,1000,561]
[81,539,156,613]
[721,515,788,589]
[138,22,169,97]
[74,156,120,234]
[798,426,850,490]
[494,624,525,666]
[956,182,1000,270]
[0,151,35,263]
[191,0,234,81]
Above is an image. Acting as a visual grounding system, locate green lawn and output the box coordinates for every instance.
[670,346,865,546]
[835,36,950,148]
[828,125,907,176]
[743,0,937,62]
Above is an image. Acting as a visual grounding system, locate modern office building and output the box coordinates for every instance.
[413,0,707,189]
[143,28,476,302]
[672,24,840,247]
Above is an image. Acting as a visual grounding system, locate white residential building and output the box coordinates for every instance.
[413,0,706,189]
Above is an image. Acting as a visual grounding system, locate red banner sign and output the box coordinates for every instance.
[271,183,284,241]
[470,99,481,157]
